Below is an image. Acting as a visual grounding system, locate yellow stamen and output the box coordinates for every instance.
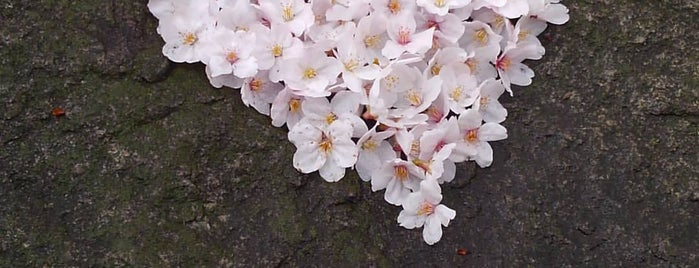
[271,44,283,57]
[289,98,301,113]
[417,202,435,216]
[409,140,420,159]
[518,30,530,41]
[324,113,337,125]
[406,90,422,106]
[479,96,489,110]
[384,75,398,90]
[398,29,410,45]
[319,132,332,153]
[494,15,505,29]
[431,65,441,76]
[465,129,478,143]
[449,86,463,101]
[182,32,197,45]
[226,51,238,63]
[465,58,478,72]
[394,165,409,181]
[303,68,317,79]
[388,0,401,14]
[250,78,262,91]
[474,28,488,44]
[412,159,431,174]
[361,140,377,151]
[433,0,445,7]
[282,5,294,22]
[364,35,380,48]
[344,59,359,72]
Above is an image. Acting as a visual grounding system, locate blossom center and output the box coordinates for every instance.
[433,0,446,8]
[478,96,489,110]
[406,90,422,106]
[361,139,377,151]
[271,44,283,57]
[226,51,239,63]
[250,78,262,91]
[325,112,337,125]
[426,105,443,122]
[465,58,478,73]
[518,30,530,41]
[388,0,401,14]
[319,132,333,153]
[409,140,420,158]
[344,59,359,72]
[430,64,441,75]
[465,129,478,143]
[281,4,294,22]
[474,28,488,44]
[182,32,197,46]
[384,75,398,90]
[364,35,380,48]
[449,86,463,101]
[289,98,301,113]
[394,165,409,181]
[303,68,317,79]
[397,28,411,45]
[496,56,511,70]
[412,159,432,174]
[417,202,435,216]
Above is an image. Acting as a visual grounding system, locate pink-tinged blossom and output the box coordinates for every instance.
[451,109,507,167]
[270,87,305,129]
[417,0,471,16]
[416,12,465,45]
[251,23,304,82]
[204,29,258,78]
[495,41,544,94]
[397,179,456,245]
[241,70,284,116]
[439,66,479,114]
[371,0,417,17]
[527,0,570,25]
[512,15,548,46]
[158,6,214,63]
[288,119,358,182]
[217,0,261,32]
[372,159,423,205]
[382,14,435,59]
[258,0,314,36]
[301,91,368,137]
[473,78,508,123]
[355,13,389,65]
[281,47,342,97]
[357,127,397,182]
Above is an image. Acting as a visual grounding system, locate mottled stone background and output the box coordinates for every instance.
[1,0,697,266]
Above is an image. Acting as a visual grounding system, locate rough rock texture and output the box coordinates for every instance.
[1,0,697,266]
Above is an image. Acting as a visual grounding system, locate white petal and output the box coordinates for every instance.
[422,215,443,245]
[385,178,410,206]
[479,123,508,141]
[419,179,443,205]
[292,144,325,173]
[397,210,425,229]
[330,139,358,168]
[318,159,346,182]
[474,141,494,168]
[435,204,456,226]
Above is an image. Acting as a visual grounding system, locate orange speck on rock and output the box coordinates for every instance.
[51,107,65,117]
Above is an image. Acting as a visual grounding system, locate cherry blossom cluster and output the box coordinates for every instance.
[148,0,568,245]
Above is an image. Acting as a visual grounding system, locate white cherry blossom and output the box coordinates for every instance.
[397,179,456,245]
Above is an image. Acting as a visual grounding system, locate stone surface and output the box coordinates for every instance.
[1,0,697,266]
